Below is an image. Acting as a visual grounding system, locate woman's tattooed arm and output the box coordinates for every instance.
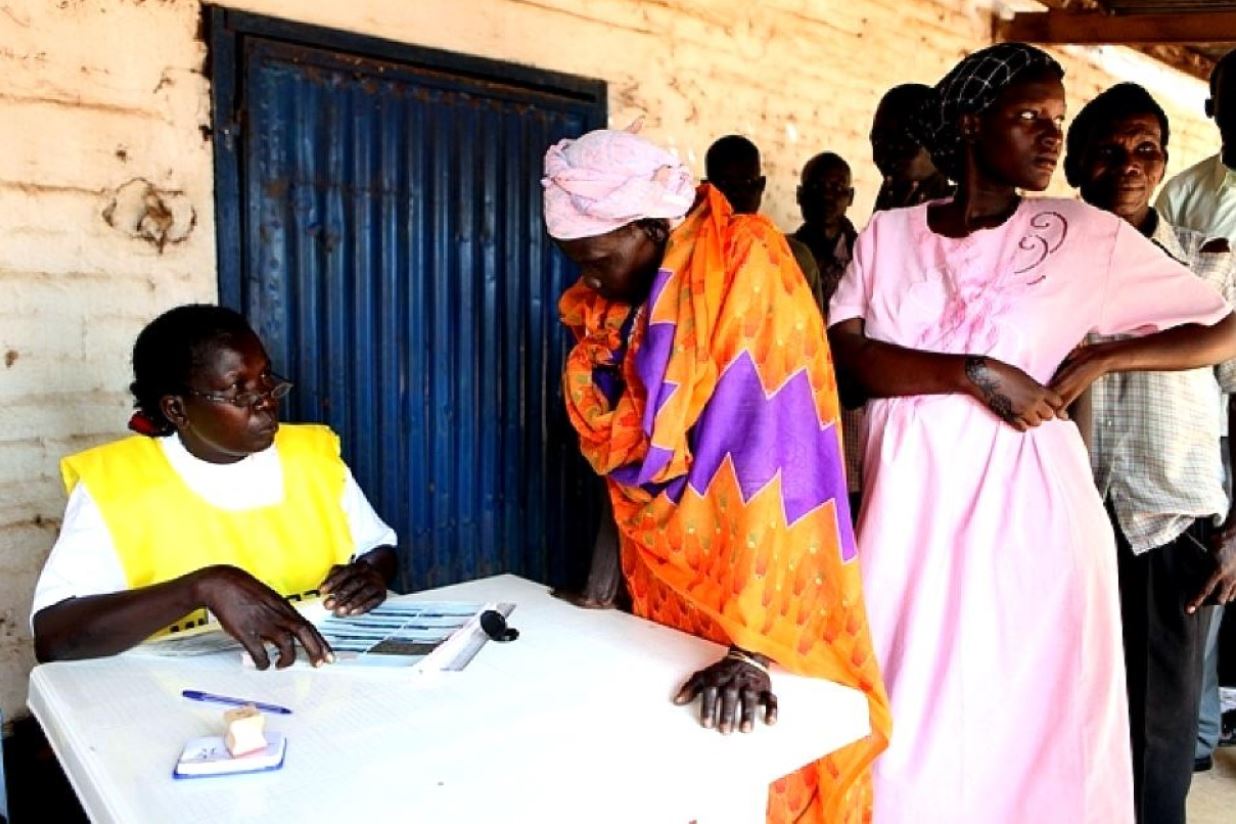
[964,355,1013,421]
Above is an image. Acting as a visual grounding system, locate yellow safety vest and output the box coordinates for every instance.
[60,424,355,635]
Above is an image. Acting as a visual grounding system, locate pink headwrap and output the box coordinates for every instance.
[542,129,696,240]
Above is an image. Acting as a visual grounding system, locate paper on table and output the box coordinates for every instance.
[126,622,240,658]
[129,597,515,668]
[122,595,514,667]
[248,599,516,670]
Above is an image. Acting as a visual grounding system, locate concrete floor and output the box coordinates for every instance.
[1187,745,1236,824]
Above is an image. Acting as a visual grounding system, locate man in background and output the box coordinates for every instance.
[792,152,857,312]
[1068,82,1236,823]
[870,83,954,211]
[704,135,823,313]
[1158,48,1236,772]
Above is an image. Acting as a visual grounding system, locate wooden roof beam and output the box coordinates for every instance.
[997,10,1236,45]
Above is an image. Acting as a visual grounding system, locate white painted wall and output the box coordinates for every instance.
[0,0,1219,721]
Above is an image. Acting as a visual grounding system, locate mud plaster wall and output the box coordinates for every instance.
[0,0,1217,722]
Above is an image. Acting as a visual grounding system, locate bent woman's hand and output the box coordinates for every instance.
[963,355,1065,431]
[195,565,334,670]
[673,648,778,734]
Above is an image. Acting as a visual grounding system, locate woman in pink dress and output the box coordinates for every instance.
[828,44,1236,822]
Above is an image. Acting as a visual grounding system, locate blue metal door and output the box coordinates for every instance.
[211,11,607,590]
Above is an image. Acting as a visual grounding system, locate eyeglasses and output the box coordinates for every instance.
[185,373,293,408]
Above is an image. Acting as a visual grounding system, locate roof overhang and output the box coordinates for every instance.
[994,0,1236,81]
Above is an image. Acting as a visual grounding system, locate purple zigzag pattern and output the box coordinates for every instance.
[611,267,679,486]
[635,267,680,431]
[681,352,856,558]
[591,299,644,407]
[613,349,857,563]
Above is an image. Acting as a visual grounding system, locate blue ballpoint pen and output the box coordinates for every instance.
[181,690,293,715]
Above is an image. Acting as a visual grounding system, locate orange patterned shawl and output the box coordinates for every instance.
[560,185,890,823]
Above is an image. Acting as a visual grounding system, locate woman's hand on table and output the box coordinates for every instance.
[963,355,1065,431]
[195,565,334,670]
[319,548,395,616]
[673,647,778,735]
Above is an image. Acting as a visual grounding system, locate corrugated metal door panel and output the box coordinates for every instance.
[233,35,605,591]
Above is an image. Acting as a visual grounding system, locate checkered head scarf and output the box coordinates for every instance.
[917,42,1063,182]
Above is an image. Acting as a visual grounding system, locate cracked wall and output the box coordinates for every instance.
[0,0,1217,723]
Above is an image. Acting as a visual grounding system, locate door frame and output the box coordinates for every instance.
[206,6,608,309]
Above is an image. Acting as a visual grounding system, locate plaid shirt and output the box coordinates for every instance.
[840,406,864,494]
[1091,212,1236,553]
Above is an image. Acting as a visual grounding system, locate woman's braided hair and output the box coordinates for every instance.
[129,304,254,436]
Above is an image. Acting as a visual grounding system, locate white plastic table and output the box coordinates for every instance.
[28,574,870,823]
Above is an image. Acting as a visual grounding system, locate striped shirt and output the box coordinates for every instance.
[1090,212,1236,553]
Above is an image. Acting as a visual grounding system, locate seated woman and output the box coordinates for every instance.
[31,304,397,669]
[544,129,890,823]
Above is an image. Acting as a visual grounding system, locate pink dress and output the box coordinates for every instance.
[830,198,1230,824]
